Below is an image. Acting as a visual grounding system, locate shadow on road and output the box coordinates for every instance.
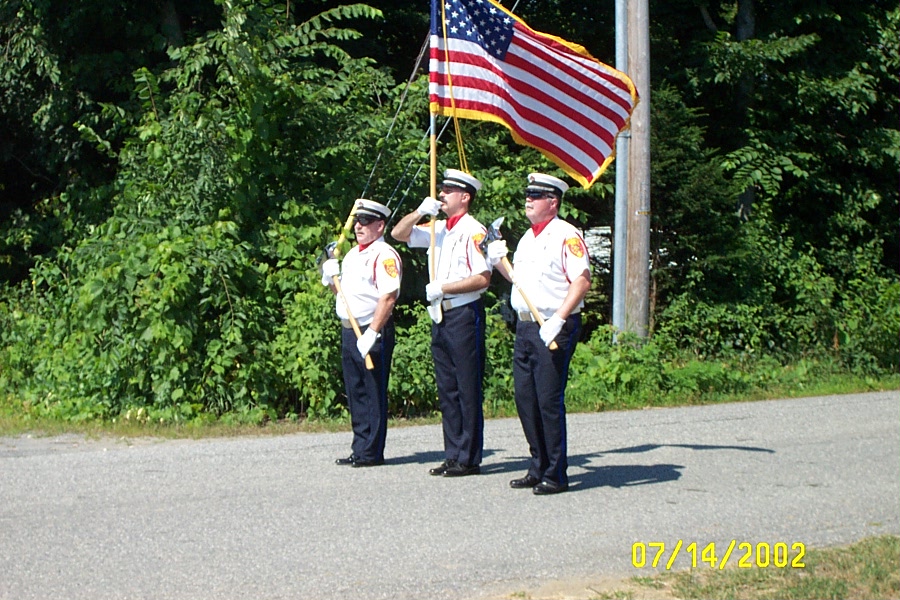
[565,442,775,492]
[385,450,447,466]
[385,448,504,467]
[569,462,685,492]
[480,455,531,475]
[383,443,775,492]
[602,443,775,454]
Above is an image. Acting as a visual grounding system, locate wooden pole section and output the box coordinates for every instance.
[626,0,651,338]
[427,113,443,323]
[327,202,374,369]
[331,207,358,260]
[331,275,375,371]
[429,113,438,281]
[501,257,558,351]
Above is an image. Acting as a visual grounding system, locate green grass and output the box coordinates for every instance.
[582,537,899,600]
[0,372,896,439]
[502,537,898,600]
[636,535,900,600]
[0,399,443,439]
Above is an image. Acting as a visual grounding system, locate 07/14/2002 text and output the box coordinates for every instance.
[632,541,806,570]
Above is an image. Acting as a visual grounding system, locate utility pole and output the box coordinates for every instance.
[612,0,629,336]
[625,0,651,337]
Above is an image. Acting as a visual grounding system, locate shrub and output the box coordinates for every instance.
[387,306,438,418]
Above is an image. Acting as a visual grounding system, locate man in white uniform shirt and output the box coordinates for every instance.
[321,199,401,467]
[391,169,491,477]
[488,173,591,495]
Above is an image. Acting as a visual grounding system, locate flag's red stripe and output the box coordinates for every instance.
[433,42,630,136]
[431,69,615,156]
[506,51,632,124]
[430,49,620,150]
[508,29,634,115]
[429,83,604,177]
[432,68,616,149]
[463,46,629,131]
[512,24,633,98]
[430,84,608,168]
[430,96,594,179]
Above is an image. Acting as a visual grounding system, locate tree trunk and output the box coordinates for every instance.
[735,0,756,112]
[159,0,184,48]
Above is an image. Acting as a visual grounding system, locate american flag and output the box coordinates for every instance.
[429,0,637,188]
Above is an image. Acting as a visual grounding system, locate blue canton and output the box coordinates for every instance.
[437,0,514,59]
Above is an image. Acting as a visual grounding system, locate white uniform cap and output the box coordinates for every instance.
[526,173,569,197]
[442,168,483,194]
[354,199,391,220]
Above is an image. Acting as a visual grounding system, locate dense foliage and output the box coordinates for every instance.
[0,0,896,423]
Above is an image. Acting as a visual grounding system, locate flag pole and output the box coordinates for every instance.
[428,112,443,323]
[425,0,443,323]
[429,113,438,279]
[428,2,438,284]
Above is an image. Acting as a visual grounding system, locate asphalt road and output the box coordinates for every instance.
[1,391,898,600]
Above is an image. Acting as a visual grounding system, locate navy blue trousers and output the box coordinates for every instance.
[431,299,486,466]
[513,314,581,487]
[341,320,394,463]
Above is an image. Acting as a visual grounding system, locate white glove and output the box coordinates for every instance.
[486,240,508,265]
[417,196,442,217]
[356,328,379,359]
[425,280,445,302]
[321,258,339,286]
[539,314,565,347]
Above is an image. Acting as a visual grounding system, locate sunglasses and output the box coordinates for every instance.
[354,215,381,226]
[525,190,556,199]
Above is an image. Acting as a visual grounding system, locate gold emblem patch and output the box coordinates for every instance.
[473,233,486,252]
[383,258,399,278]
[566,237,585,258]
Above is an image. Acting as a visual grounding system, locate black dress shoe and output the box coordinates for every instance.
[443,463,480,477]
[509,474,541,489]
[533,481,568,495]
[429,459,457,476]
[335,456,357,466]
[351,458,384,468]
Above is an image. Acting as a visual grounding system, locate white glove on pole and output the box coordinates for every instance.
[356,328,379,359]
[417,196,442,217]
[425,280,445,303]
[486,240,508,265]
[539,314,565,347]
[321,258,340,286]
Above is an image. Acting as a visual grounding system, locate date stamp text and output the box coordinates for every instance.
[632,541,806,570]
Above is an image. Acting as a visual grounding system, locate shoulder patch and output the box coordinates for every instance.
[472,232,485,252]
[383,257,399,278]
[565,236,586,258]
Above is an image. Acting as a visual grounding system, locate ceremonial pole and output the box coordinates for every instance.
[427,112,443,323]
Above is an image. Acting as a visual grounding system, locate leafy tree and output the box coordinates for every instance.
[2,0,897,427]
[645,0,899,370]
[647,84,742,324]
[0,0,223,283]
[0,0,433,420]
